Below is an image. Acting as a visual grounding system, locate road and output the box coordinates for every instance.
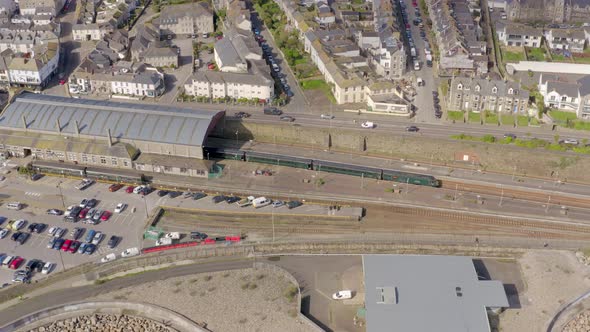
[0,259,253,327]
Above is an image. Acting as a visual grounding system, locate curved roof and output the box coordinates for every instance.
[0,93,224,147]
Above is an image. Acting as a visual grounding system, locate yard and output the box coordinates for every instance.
[526,47,546,61]
[447,110,464,121]
[468,111,481,123]
[549,110,590,131]
[549,110,577,123]
[503,49,525,62]
[574,56,590,64]
[484,111,499,124]
[300,79,336,104]
[501,114,515,125]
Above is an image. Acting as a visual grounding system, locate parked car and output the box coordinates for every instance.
[71,227,84,240]
[125,186,135,193]
[9,257,24,270]
[54,227,66,238]
[0,228,9,239]
[78,208,89,219]
[46,209,63,215]
[41,262,55,274]
[86,199,98,208]
[109,184,124,192]
[225,196,241,204]
[167,191,181,198]
[287,201,303,209]
[332,290,353,300]
[114,203,127,213]
[192,192,207,200]
[190,232,208,240]
[121,247,139,257]
[16,232,29,245]
[61,239,72,251]
[157,190,169,197]
[100,211,111,222]
[564,138,579,145]
[77,243,88,254]
[235,112,251,118]
[212,195,227,204]
[92,232,104,245]
[361,121,375,129]
[79,199,89,208]
[10,232,21,241]
[47,238,56,249]
[53,238,65,250]
[69,241,81,253]
[85,230,96,243]
[30,173,43,181]
[272,200,284,208]
[84,243,96,255]
[27,223,38,233]
[91,210,103,223]
[107,235,119,249]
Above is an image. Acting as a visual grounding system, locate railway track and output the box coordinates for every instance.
[442,179,590,209]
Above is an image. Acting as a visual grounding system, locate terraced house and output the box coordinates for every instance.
[449,77,530,114]
[539,74,590,119]
[157,2,214,38]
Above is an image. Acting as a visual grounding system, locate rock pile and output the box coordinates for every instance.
[575,252,590,266]
[26,314,174,332]
[563,310,590,332]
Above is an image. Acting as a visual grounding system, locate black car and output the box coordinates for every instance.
[67,206,83,222]
[235,112,251,118]
[287,201,303,209]
[190,231,208,240]
[16,232,30,245]
[84,243,96,255]
[140,187,152,195]
[263,107,282,115]
[86,199,98,208]
[157,190,169,197]
[107,235,119,249]
[53,238,65,250]
[406,126,419,132]
[69,241,81,253]
[225,196,240,204]
[214,236,227,242]
[30,173,43,181]
[27,223,38,233]
[192,192,207,200]
[167,191,181,198]
[26,259,42,272]
[33,223,46,233]
[11,232,22,241]
[212,195,227,204]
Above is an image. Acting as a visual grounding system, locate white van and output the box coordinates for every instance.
[2,255,14,266]
[6,202,22,210]
[252,197,272,208]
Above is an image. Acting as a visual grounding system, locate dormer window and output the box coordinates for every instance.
[508,88,513,94]
[457,83,463,90]
[492,86,498,94]
[474,85,480,92]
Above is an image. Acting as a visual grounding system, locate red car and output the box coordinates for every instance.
[61,239,72,252]
[59,79,66,85]
[109,184,123,192]
[100,211,112,221]
[9,257,24,269]
[412,2,417,6]
[78,208,89,219]
[406,23,411,29]
[125,186,135,193]
[69,240,80,253]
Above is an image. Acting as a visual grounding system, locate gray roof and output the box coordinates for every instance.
[363,255,508,332]
[577,75,590,96]
[547,81,581,97]
[214,37,246,68]
[0,93,224,147]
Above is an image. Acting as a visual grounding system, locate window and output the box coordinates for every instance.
[457,83,463,90]
[123,160,129,167]
[111,158,118,166]
[164,166,172,172]
[81,154,88,162]
[561,96,567,102]
[492,86,497,94]
[180,167,188,173]
[508,88,513,94]
[474,85,480,92]
[91,156,96,163]
[100,156,107,164]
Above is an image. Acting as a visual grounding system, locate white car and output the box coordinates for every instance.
[92,232,104,245]
[121,247,139,257]
[100,253,117,263]
[133,185,146,194]
[320,114,334,119]
[48,227,57,236]
[64,205,75,217]
[41,262,55,274]
[361,121,374,128]
[0,228,9,239]
[12,219,26,231]
[332,290,353,300]
[564,138,579,145]
[114,203,127,213]
[53,227,65,238]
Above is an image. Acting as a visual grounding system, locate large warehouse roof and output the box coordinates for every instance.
[363,255,509,332]
[0,93,224,147]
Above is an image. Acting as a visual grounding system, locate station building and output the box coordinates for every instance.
[0,93,224,178]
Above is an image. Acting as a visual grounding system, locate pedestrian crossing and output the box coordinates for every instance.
[24,192,41,197]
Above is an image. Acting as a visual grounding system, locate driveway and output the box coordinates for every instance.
[160,38,195,104]
[265,255,364,332]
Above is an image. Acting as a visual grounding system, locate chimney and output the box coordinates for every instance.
[56,118,61,132]
[107,128,112,147]
[22,115,27,130]
[74,120,80,136]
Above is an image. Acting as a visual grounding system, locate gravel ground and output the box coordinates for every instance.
[500,250,590,332]
[25,314,172,332]
[563,310,590,332]
[90,268,313,332]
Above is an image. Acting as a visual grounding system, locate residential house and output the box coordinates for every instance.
[496,24,543,47]
[538,74,590,118]
[142,47,178,68]
[8,42,59,88]
[0,0,17,16]
[316,1,336,26]
[32,14,53,26]
[73,24,106,41]
[214,37,249,73]
[18,0,63,15]
[545,29,586,52]
[448,77,530,114]
[158,2,214,38]
[506,0,590,23]
[130,24,159,61]
[225,0,252,31]
[183,69,274,101]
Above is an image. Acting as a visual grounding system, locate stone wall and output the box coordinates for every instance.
[212,120,590,183]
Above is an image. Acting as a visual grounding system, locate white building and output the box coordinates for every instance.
[545,29,586,53]
[496,24,543,47]
[213,37,248,73]
[184,70,274,101]
[0,30,59,54]
[73,24,106,41]
[0,0,17,16]
[8,42,59,87]
[538,74,590,119]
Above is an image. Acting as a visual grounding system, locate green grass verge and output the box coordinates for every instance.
[503,50,525,62]
[451,134,590,154]
[572,121,590,130]
[484,112,499,124]
[447,111,464,121]
[552,54,568,62]
[549,110,577,122]
[530,117,540,126]
[516,116,529,126]
[300,79,336,104]
[468,111,481,123]
[574,57,590,64]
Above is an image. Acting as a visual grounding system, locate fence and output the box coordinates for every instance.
[253,262,324,332]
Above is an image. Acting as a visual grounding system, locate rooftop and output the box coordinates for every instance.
[0,93,225,147]
[363,255,509,332]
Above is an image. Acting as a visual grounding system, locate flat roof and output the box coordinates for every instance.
[0,93,224,147]
[363,255,509,332]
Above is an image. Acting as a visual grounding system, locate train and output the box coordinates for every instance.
[205,147,441,187]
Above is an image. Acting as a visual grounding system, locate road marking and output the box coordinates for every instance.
[24,192,41,197]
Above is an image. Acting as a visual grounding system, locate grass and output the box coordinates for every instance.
[300,79,336,104]
[451,133,590,154]
[468,111,481,123]
[526,47,546,61]
[549,110,577,123]
[284,285,298,302]
[447,110,464,121]
[484,112,499,124]
[530,117,540,126]
[552,54,568,62]
[572,121,590,131]
[574,57,590,64]
[503,50,525,62]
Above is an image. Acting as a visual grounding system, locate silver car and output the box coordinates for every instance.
[91,232,104,245]
[92,210,103,223]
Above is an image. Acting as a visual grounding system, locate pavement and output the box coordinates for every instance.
[264,255,363,332]
[0,259,253,328]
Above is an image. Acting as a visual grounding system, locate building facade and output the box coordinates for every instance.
[184,71,274,101]
[449,77,530,114]
[539,74,590,119]
[496,24,543,47]
[158,3,214,38]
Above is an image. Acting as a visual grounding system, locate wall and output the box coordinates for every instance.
[212,120,590,183]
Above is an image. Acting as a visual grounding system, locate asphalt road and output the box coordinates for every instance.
[0,259,253,328]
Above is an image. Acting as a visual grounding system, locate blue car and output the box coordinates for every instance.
[53,238,65,250]
[0,217,6,225]
[84,243,96,255]
[85,229,96,243]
